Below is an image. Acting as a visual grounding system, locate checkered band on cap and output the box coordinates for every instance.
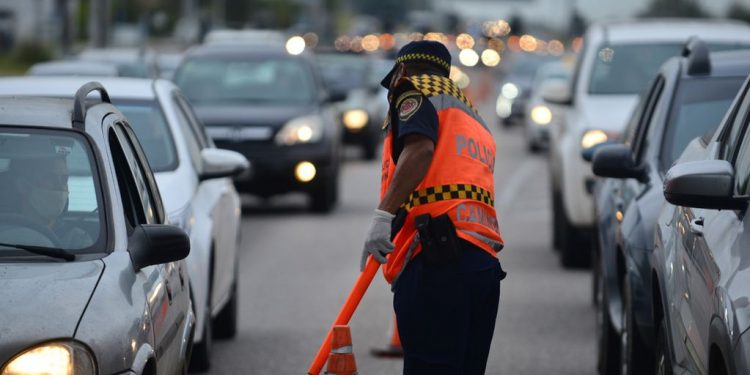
[407,74,478,114]
[402,184,494,211]
[395,53,451,72]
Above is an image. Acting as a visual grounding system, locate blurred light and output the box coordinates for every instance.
[548,40,565,56]
[572,37,584,53]
[519,35,538,52]
[295,162,317,183]
[616,210,624,222]
[581,129,609,149]
[424,32,444,43]
[343,110,369,130]
[450,66,471,89]
[481,49,501,67]
[497,20,511,36]
[456,33,475,49]
[3,344,72,375]
[334,36,351,52]
[394,33,408,46]
[487,38,505,52]
[409,32,424,41]
[350,36,364,53]
[501,83,519,99]
[362,34,380,52]
[536,40,548,55]
[496,97,512,118]
[508,35,521,52]
[530,105,552,125]
[379,33,395,50]
[297,125,313,142]
[286,36,306,55]
[598,47,615,62]
[459,49,479,67]
[303,32,319,48]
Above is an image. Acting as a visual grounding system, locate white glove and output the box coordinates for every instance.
[360,209,396,271]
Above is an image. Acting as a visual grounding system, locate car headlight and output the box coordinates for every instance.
[343,109,369,130]
[275,115,324,145]
[501,83,520,99]
[581,129,609,149]
[530,105,552,125]
[2,341,96,375]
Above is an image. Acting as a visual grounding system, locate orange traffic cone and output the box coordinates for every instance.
[370,315,404,358]
[325,325,358,375]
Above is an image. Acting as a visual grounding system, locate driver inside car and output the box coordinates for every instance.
[3,155,93,249]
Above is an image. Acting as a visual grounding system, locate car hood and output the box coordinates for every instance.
[193,103,318,128]
[0,260,104,362]
[579,95,639,134]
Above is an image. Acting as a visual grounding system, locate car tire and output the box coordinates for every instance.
[362,138,378,161]
[597,278,620,375]
[213,278,238,340]
[621,276,651,375]
[559,211,590,268]
[310,168,338,213]
[189,300,212,372]
[655,320,672,375]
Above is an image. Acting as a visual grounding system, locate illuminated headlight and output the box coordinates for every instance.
[530,105,552,125]
[501,83,519,99]
[343,109,369,130]
[275,115,323,145]
[295,161,317,182]
[496,97,512,118]
[581,129,609,149]
[2,341,96,375]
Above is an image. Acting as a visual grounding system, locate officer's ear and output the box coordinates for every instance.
[389,63,407,90]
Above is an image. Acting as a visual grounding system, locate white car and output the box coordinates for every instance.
[523,60,572,152]
[543,19,750,267]
[0,77,249,371]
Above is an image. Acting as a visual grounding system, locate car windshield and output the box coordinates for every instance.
[317,54,370,91]
[114,100,178,173]
[0,128,104,257]
[588,43,684,95]
[661,77,744,168]
[175,57,316,105]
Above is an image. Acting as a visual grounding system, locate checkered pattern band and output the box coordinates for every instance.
[402,184,494,211]
[407,74,478,114]
[396,53,451,71]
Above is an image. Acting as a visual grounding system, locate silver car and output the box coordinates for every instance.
[0,83,194,374]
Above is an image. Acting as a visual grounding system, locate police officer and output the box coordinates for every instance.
[361,41,506,374]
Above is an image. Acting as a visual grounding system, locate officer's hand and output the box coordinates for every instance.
[361,209,396,271]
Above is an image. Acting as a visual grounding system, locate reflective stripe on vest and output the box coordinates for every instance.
[379,74,504,285]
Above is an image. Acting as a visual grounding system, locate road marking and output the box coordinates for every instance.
[496,158,541,210]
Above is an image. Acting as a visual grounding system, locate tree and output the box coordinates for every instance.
[640,0,709,18]
[728,3,750,24]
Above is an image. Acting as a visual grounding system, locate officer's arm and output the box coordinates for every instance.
[378,135,434,214]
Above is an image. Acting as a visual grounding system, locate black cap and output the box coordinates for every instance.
[380,40,452,88]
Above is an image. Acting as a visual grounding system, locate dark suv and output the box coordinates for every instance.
[591,40,750,374]
[174,43,341,212]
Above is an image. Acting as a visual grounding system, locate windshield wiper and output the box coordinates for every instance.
[0,242,75,261]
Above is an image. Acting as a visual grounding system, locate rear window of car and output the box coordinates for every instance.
[115,100,179,173]
[661,77,745,169]
[174,57,317,105]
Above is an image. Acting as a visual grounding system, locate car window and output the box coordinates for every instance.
[724,87,750,160]
[0,128,104,253]
[111,124,158,225]
[588,43,683,95]
[172,99,203,172]
[734,128,750,195]
[661,77,743,171]
[115,100,179,172]
[174,93,212,148]
[175,57,317,105]
[633,76,664,164]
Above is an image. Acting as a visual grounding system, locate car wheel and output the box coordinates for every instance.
[621,276,651,375]
[655,320,672,375]
[597,277,620,375]
[310,168,338,213]
[213,278,238,339]
[559,212,590,268]
[362,138,378,161]
[189,300,212,372]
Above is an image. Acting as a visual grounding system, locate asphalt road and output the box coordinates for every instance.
[205,87,596,375]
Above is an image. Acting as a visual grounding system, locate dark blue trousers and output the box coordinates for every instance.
[393,243,502,375]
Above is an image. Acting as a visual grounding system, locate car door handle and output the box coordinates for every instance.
[689,217,704,236]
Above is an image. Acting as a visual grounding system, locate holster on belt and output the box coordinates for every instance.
[414,213,461,264]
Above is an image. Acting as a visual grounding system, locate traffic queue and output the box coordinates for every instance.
[499,18,750,375]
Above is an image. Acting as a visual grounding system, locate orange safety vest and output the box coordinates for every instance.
[380,74,504,285]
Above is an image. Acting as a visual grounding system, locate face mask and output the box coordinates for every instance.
[29,187,68,221]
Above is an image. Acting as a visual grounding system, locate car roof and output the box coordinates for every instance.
[0,97,75,129]
[185,42,314,60]
[0,76,159,100]
[700,49,750,77]
[28,60,120,77]
[79,47,155,62]
[589,19,750,44]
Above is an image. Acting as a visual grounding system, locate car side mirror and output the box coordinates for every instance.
[199,148,249,181]
[582,140,617,162]
[129,224,190,271]
[541,78,572,105]
[592,144,647,182]
[663,160,748,210]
